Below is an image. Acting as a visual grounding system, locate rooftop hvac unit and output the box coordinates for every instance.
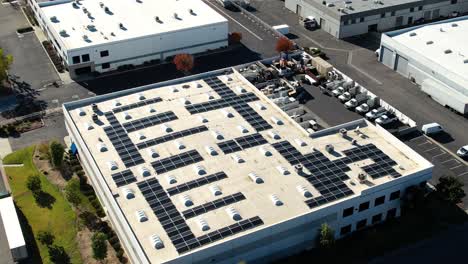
[198,115,209,123]
[358,172,367,182]
[124,112,132,120]
[107,161,118,171]
[87,24,96,31]
[221,109,234,118]
[268,131,281,140]
[172,86,179,93]
[452,23,458,27]
[209,185,222,196]
[197,218,210,231]
[294,138,307,147]
[259,146,272,157]
[175,140,186,150]
[155,16,163,23]
[231,154,245,163]
[193,165,206,175]
[325,144,334,153]
[276,166,290,175]
[344,0,352,3]
[104,7,110,13]
[352,139,358,145]
[59,30,68,37]
[248,172,264,184]
[161,124,172,133]
[255,102,267,110]
[207,93,215,100]
[82,35,89,41]
[339,128,348,137]
[270,116,284,125]
[149,235,164,249]
[113,100,121,107]
[180,97,191,105]
[237,125,249,134]
[84,122,94,130]
[270,194,283,206]
[136,210,148,222]
[138,132,146,140]
[92,114,99,123]
[236,86,247,93]
[226,207,242,221]
[97,142,107,152]
[122,188,135,199]
[166,175,177,184]
[180,194,193,207]
[149,106,156,113]
[205,146,218,156]
[99,2,104,8]
[147,148,159,158]
[78,108,86,116]
[212,130,224,140]
[294,164,304,173]
[296,185,313,198]
[139,166,151,177]
[182,84,190,89]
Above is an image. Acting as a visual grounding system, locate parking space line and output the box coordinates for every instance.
[424,147,438,152]
[432,151,447,159]
[450,164,463,170]
[409,136,425,142]
[459,171,468,176]
[441,158,459,164]
[204,1,263,41]
[418,141,432,146]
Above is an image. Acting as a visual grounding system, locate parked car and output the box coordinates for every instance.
[365,107,386,120]
[456,145,468,158]
[375,114,397,125]
[301,16,318,30]
[355,103,370,114]
[344,98,359,109]
[421,123,443,135]
[332,86,345,97]
[339,92,352,102]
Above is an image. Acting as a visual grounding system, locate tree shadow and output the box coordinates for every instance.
[15,203,43,264]
[33,191,56,209]
[48,245,70,264]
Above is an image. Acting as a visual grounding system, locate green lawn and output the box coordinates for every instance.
[4,146,82,264]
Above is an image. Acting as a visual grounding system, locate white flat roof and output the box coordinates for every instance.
[41,0,227,50]
[0,197,26,250]
[65,70,429,263]
[388,17,468,95]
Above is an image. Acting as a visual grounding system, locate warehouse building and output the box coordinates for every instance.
[63,68,432,264]
[0,195,28,262]
[285,0,468,38]
[379,16,468,115]
[28,0,228,77]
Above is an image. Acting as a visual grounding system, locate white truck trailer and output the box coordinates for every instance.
[421,79,468,115]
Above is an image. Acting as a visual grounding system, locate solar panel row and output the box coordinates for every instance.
[122,111,178,133]
[113,97,163,113]
[136,125,209,150]
[151,150,204,174]
[217,133,268,154]
[111,169,137,187]
[182,192,246,219]
[166,172,228,196]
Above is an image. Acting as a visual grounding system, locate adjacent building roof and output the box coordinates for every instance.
[40,0,227,50]
[64,68,431,263]
[0,197,26,251]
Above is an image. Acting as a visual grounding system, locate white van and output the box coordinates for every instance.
[422,123,443,135]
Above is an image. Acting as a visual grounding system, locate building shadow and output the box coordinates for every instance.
[428,131,455,144]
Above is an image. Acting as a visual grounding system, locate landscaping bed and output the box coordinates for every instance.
[42,41,65,73]
[0,116,44,138]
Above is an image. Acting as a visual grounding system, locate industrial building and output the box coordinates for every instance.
[28,0,228,77]
[0,195,28,263]
[285,0,468,38]
[379,16,468,114]
[63,67,432,264]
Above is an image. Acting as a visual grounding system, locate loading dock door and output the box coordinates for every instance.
[395,54,409,76]
[380,46,393,68]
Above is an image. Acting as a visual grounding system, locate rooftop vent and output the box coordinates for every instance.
[294,164,303,174]
[270,194,283,206]
[294,138,307,147]
[83,7,88,13]
[59,30,68,37]
[259,146,272,157]
[212,130,224,140]
[444,49,452,54]
[124,112,132,120]
[78,108,86,116]
[104,6,110,13]
[358,172,367,182]
[155,16,163,24]
[180,97,191,105]
[226,207,242,221]
[207,93,215,100]
[139,166,151,177]
[147,148,159,158]
[171,87,179,93]
[255,102,267,110]
[97,142,107,152]
[119,23,125,30]
[231,154,245,163]
[221,109,234,118]
[197,218,210,231]
[166,175,177,184]
[87,24,96,31]
[92,103,99,112]
[325,144,334,153]
[236,86,247,93]
[107,161,118,171]
[174,12,180,19]
[175,140,185,150]
[409,32,417,37]
[339,128,348,137]
[296,185,312,198]
[193,165,206,175]
[99,2,104,8]
[138,93,145,100]
[149,235,164,249]
[72,2,79,8]
[248,172,264,184]
[113,100,121,107]
[198,115,209,123]
[189,9,196,15]
[180,194,193,207]
[237,125,249,134]
[149,106,156,113]
[452,23,458,27]
[138,132,146,140]
[82,35,90,42]
[209,185,222,196]
[268,131,281,140]
[205,146,218,156]
[84,122,94,130]
[196,82,203,88]
[122,188,135,199]
[50,16,59,23]
[276,166,290,175]
[426,40,434,45]
[271,116,283,125]
[161,124,173,133]
[136,210,148,222]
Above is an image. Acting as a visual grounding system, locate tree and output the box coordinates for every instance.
[65,178,82,206]
[91,232,108,261]
[26,175,41,193]
[0,48,13,85]
[48,245,70,264]
[79,211,100,231]
[37,230,55,246]
[436,175,466,204]
[275,37,294,54]
[49,141,65,168]
[318,223,335,249]
[173,54,194,75]
[228,32,242,44]
[402,185,426,210]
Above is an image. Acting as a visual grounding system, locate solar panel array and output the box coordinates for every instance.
[182,192,246,219]
[185,93,258,114]
[217,133,268,154]
[111,169,137,187]
[136,126,209,150]
[122,111,178,133]
[104,112,145,167]
[151,150,204,174]
[166,172,228,196]
[233,104,272,131]
[113,97,162,113]
[362,163,401,179]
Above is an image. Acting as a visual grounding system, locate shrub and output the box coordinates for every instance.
[116,248,124,258]
[91,232,108,261]
[436,175,466,204]
[37,230,55,246]
[26,175,41,193]
[65,179,82,206]
[96,208,106,218]
[228,32,243,44]
[49,141,65,168]
[48,245,70,264]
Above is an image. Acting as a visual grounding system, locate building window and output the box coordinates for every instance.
[359,201,370,212]
[451,0,457,4]
[351,19,356,24]
[100,50,109,57]
[344,20,349,25]
[372,213,382,224]
[360,17,364,22]
[410,7,414,12]
[389,190,401,201]
[82,54,90,62]
[418,6,423,10]
[72,56,80,64]
[391,11,396,16]
[356,219,367,230]
[340,224,352,235]
[387,208,397,219]
[375,196,385,206]
[102,63,110,69]
[343,206,354,217]
[381,13,385,18]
